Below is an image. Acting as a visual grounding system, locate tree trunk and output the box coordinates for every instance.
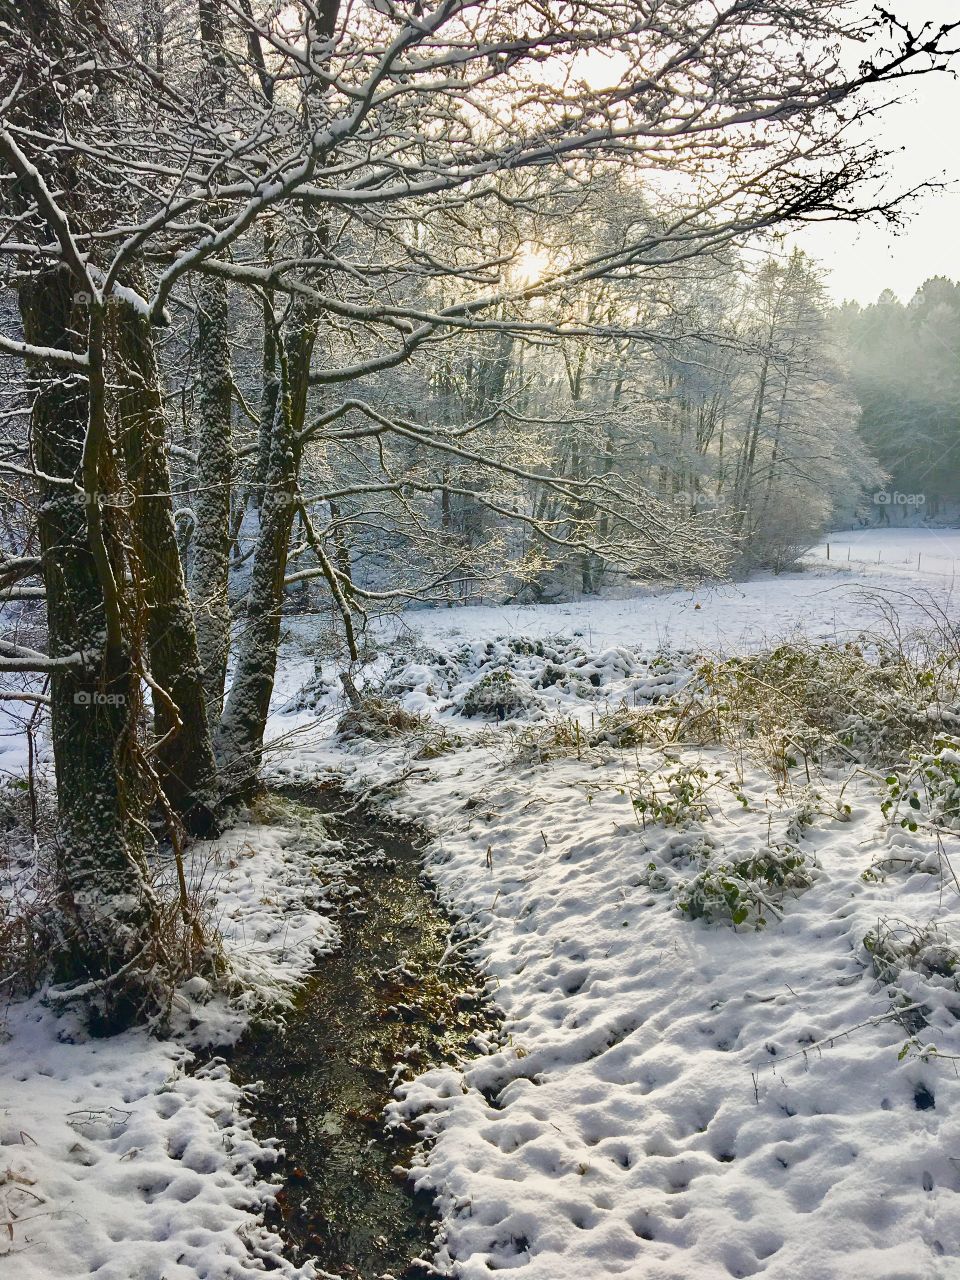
[5,0,171,1022]
[20,267,160,1023]
[216,327,305,803]
[254,283,280,503]
[191,275,234,731]
[191,0,234,729]
[111,291,220,835]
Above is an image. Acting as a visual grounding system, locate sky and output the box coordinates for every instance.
[790,3,960,307]
[575,5,960,309]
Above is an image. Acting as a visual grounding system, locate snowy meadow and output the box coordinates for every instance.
[270,531,960,1277]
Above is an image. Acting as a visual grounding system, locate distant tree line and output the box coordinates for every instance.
[839,277,960,515]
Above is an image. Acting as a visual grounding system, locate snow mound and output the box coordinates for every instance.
[378,635,695,724]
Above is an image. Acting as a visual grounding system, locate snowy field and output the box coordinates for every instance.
[810,528,960,585]
[369,528,960,660]
[5,527,960,1279]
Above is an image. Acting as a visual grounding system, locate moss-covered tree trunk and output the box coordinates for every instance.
[5,0,212,1022]
[19,266,160,1021]
[216,311,314,803]
[111,294,220,835]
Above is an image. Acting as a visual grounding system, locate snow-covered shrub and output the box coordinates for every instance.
[377,635,694,723]
[736,483,827,575]
[588,706,650,748]
[506,637,548,657]
[861,919,960,1042]
[281,672,334,712]
[630,762,743,829]
[532,661,593,696]
[455,669,545,720]
[696,641,944,772]
[416,727,466,759]
[382,646,463,699]
[782,784,851,839]
[882,735,960,832]
[675,844,816,929]
[508,717,591,764]
[863,920,959,987]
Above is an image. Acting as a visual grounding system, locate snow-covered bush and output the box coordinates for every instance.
[863,920,959,987]
[588,706,652,748]
[337,697,423,740]
[695,641,951,772]
[372,634,695,726]
[281,671,334,712]
[508,717,592,764]
[455,669,545,720]
[416,727,467,759]
[382,647,463,699]
[882,735,960,832]
[675,844,817,929]
[632,762,714,828]
[630,762,745,829]
[861,919,960,1042]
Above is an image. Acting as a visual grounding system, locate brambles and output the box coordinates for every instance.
[416,728,467,760]
[674,844,817,929]
[863,920,958,986]
[631,762,713,828]
[862,919,960,1044]
[506,717,591,765]
[882,736,960,833]
[693,641,959,775]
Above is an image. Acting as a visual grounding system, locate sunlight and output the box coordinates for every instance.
[572,47,631,91]
[513,244,552,286]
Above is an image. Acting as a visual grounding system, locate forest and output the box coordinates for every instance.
[2,3,960,1278]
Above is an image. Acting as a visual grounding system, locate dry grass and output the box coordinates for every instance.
[336,697,423,742]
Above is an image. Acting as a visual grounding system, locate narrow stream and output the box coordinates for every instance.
[227,782,499,1280]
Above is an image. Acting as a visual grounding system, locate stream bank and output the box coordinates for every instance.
[227,781,499,1280]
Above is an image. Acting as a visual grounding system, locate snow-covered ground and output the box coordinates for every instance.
[267,528,960,1279]
[810,527,960,585]
[1,819,346,1279]
[368,529,960,659]
[5,527,960,1279]
[379,746,960,1280]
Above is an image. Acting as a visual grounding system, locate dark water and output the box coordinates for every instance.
[227,782,499,1280]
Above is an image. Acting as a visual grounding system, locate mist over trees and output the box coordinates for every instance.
[1,0,958,1023]
[841,277,960,515]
